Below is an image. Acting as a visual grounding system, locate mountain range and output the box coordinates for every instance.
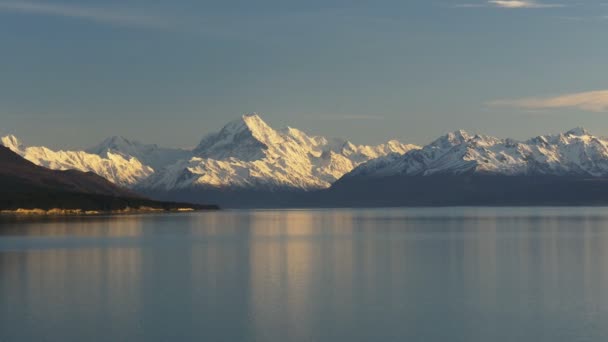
[343,127,608,180]
[4,114,608,207]
[0,145,216,212]
[1,113,418,192]
[139,114,418,191]
[326,127,608,207]
[1,135,154,187]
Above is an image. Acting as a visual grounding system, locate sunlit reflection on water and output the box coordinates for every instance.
[2,208,608,341]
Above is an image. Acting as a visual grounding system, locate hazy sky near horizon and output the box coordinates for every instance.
[2,0,608,149]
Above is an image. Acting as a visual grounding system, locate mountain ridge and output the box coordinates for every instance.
[1,135,154,186]
[342,127,608,181]
[7,115,608,208]
[86,135,191,171]
[0,145,218,212]
[2,114,417,193]
[139,113,419,191]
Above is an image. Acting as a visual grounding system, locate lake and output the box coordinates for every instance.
[2,208,608,342]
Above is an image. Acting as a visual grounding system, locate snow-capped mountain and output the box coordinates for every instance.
[342,127,608,181]
[139,113,419,191]
[1,114,418,192]
[86,136,191,171]
[0,135,153,186]
[7,118,608,207]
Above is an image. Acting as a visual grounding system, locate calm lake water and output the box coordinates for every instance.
[2,208,608,342]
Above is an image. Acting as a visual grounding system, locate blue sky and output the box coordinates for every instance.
[1,0,608,148]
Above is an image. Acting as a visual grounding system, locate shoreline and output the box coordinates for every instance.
[0,206,207,217]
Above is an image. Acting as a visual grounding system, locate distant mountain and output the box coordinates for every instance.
[325,128,608,207]
[6,120,608,208]
[0,145,134,197]
[138,113,419,192]
[86,136,191,171]
[2,114,417,200]
[342,128,608,180]
[1,135,153,187]
[0,146,216,212]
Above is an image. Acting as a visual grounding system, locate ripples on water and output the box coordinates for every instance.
[1,208,608,342]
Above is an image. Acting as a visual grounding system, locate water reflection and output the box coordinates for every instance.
[2,208,608,341]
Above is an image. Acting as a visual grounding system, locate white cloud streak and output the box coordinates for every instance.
[455,1,564,9]
[489,90,608,112]
[0,1,172,29]
[489,1,563,8]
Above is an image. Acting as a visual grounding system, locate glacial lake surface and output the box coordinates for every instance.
[2,208,608,342]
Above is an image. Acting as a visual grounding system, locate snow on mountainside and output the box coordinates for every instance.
[343,127,608,181]
[139,113,419,191]
[0,135,24,152]
[8,117,608,197]
[1,135,153,186]
[1,114,417,191]
[86,136,191,171]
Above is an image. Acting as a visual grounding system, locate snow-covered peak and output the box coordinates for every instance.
[241,113,284,145]
[450,129,472,141]
[241,112,269,129]
[193,114,280,161]
[386,139,405,148]
[344,128,608,181]
[2,114,420,192]
[214,113,279,141]
[0,136,153,186]
[526,128,596,147]
[430,130,473,148]
[565,127,591,137]
[89,136,138,154]
[141,113,419,191]
[428,130,505,151]
[0,134,24,153]
[87,136,191,171]
[281,126,328,146]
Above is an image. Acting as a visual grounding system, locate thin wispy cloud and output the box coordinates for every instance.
[489,90,608,113]
[455,1,565,9]
[0,1,172,29]
[0,2,409,38]
[489,1,563,8]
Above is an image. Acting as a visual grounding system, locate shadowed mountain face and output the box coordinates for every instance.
[0,145,138,197]
[319,128,608,208]
[142,127,608,208]
[324,175,608,208]
[144,175,608,209]
[0,146,217,211]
